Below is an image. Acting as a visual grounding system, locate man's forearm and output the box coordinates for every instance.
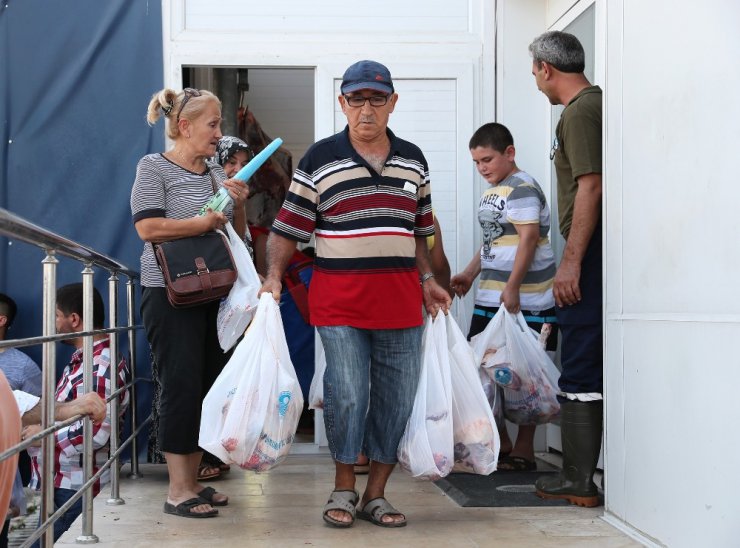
[415,236,433,276]
[21,401,42,426]
[265,233,298,280]
[562,174,602,266]
[21,392,107,426]
[22,400,77,426]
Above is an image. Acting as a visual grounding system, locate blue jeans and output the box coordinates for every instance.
[31,488,82,547]
[317,325,422,464]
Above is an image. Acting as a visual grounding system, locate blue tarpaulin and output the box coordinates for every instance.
[0,0,164,457]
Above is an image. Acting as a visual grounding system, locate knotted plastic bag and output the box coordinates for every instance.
[216,223,261,351]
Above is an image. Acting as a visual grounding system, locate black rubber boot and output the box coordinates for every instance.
[535,400,603,507]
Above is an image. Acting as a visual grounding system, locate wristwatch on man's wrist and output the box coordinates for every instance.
[419,272,435,284]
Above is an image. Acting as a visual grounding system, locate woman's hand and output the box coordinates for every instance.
[201,210,228,231]
[222,178,250,208]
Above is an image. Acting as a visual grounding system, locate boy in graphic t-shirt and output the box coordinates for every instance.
[451,122,558,471]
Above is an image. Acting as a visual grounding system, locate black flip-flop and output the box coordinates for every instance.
[163,498,218,518]
[197,486,229,507]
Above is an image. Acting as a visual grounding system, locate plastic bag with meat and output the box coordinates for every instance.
[446,314,500,475]
[200,293,304,471]
[471,308,560,425]
[397,314,455,480]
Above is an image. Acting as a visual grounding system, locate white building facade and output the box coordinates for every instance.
[163,1,740,545]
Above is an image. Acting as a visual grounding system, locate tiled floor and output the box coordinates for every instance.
[57,454,638,547]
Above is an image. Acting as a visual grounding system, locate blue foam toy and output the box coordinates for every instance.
[234,137,283,181]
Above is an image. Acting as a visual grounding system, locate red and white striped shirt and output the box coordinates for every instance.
[272,126,434,329]
[30,339,128,495]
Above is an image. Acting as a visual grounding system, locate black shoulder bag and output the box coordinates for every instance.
[154,170,237,307]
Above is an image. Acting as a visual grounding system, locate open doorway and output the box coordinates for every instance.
[184,67,314,162]
[185,66,314,228]
[185,66,320,447]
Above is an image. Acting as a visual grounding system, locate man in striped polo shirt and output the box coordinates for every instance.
[261,60,451,529]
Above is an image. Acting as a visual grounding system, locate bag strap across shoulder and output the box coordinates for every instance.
[207,167,219,195]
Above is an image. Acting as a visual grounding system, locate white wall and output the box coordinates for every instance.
[496,0,548,194]
[603,1,740,546]
[182,0,472,35]
[498,1,740,544]
[163,0,497,326]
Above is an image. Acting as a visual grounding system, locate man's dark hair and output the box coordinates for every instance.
[529,31,585,73]
[0,293,17,328]
[469,123,514,153]
[56,283,105,329]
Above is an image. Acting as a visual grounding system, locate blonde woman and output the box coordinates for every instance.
[130,88,249,518]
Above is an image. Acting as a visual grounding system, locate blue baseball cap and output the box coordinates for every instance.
[340,60,394,95]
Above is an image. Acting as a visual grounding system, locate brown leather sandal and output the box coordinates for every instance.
[197,463,221,481]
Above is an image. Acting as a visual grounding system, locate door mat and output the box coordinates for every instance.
[434,471,572,507]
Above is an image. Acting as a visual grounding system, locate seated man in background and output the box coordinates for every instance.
[0,292,42,489]
[24,284,129,546]
[16,389,107,427]
[0,292,42,395]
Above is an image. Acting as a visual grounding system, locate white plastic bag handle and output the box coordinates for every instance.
[502,307,537,341]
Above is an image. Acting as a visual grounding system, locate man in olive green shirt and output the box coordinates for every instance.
[529,31,603,508]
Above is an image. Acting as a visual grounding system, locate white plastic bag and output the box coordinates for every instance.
[200,293,304,471]
[397,314,455,480]
[471,308,560,425]
[446,314,500,475]
[307,336,326,410]
[216,223,261,351]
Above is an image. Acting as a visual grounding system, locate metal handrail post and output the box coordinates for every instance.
[106,273,125,506]
[77,263,99,544]
[126,277,142,478]
[40,251,58,548]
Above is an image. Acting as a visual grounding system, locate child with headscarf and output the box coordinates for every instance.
[214,136,252,178]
